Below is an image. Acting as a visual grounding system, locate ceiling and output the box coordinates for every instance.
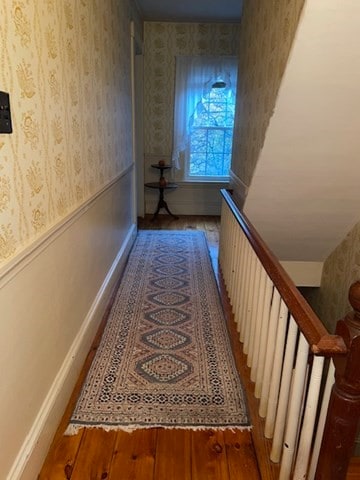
[135,0,243,23]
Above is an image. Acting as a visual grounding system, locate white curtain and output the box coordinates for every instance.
[171,56,238,169]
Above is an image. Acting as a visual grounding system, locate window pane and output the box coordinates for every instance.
[206,154,224,176]
[207,129,225,153]
[191,129,207,153]
[189,85,236,178]
[189,153,207,175]
[224,130,233,152]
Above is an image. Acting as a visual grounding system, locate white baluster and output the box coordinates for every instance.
[247,258,262,367]
[223,205,232,286]
[219,201,226,267]
[234,232,245,333]
[255,275,274,399]
[243,251,257,354]
[232,228,243,324]
[270,316,298,461]
[219,203,228,282]
[293,355,325,479]
[251,267,267,383]
[227,216,236,301]
[239,241,252,341]
[260,288,281,418]
[231,220,240,306]
[307,360,335,480]
[279,333,309,480]
[234,232,246,330]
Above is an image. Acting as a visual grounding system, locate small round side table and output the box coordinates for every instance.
[145,164,179,221]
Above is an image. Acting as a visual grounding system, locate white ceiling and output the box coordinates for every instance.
[135,0,243,22]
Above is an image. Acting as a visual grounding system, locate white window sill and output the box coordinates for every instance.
[176,179,229,186]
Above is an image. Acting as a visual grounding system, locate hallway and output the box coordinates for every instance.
[38,216,262,480]
[37,215,360,479]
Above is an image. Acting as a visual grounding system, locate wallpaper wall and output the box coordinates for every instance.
[231,0,305,189]
[0,0,136,265]
[311,221,360,332]
[143,22,240,166]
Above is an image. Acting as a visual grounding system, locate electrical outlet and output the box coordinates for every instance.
[0,91,12,134]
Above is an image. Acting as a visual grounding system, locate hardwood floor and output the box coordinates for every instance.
[348,459,360,479]
[39,215,261,480]
[38,214,360,479]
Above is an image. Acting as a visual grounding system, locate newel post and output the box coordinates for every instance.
[315,281,360,479]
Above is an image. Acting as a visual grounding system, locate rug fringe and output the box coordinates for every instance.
[64,423,252,436]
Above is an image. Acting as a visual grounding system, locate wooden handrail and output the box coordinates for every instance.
[220,189,347,356]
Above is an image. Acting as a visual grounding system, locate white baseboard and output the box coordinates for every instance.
[146,201,222,216]
[8,224,137,480]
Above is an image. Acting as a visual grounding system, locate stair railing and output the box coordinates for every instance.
[219,189,359,479]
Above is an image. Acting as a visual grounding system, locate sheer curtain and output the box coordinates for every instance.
[171,56,238,170]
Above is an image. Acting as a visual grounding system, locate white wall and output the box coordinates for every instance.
[145,181,227,216]
[244,0,360,263]
[1,169,136,480]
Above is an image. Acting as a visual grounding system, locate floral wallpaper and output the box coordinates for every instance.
[0,0,137,265]
[311,221,360,332]
[143,22,240,161]
[231,0,305,188]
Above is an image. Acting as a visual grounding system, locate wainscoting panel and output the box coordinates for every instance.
[145,181,228,217]
[1,171,136,480]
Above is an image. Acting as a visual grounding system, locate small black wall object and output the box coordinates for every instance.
[0,91,12,134]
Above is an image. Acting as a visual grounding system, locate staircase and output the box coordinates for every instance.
[220,189,360,479]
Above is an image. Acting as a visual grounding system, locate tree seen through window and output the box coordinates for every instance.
[189,86,236,178]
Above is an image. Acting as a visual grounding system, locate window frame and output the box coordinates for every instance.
[172,55,238,183]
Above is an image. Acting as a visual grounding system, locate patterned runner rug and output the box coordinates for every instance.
[66,230,250,433]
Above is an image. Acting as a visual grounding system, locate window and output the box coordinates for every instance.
[172,56,238,181]
[188,86,236,179]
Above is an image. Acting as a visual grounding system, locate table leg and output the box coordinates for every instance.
[151,188,179,221]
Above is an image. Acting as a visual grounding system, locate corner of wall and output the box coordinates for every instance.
[228,169,248,210]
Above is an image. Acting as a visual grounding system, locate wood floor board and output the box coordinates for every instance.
[108,429,157,480]
[223,429,261,479]
[348,458,360,479]
[190,430,230,480]
[37,431,84,480]
[154,429,192,480]
[69,429,117,479]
